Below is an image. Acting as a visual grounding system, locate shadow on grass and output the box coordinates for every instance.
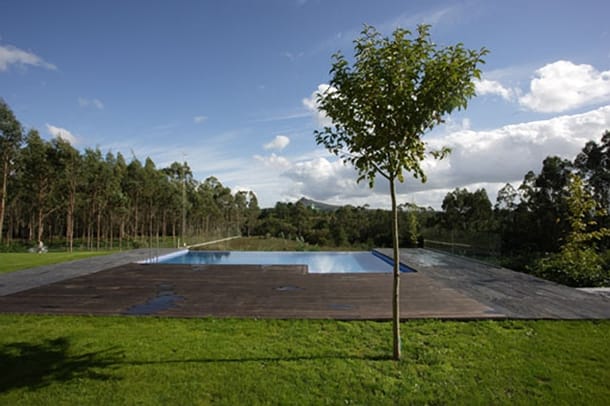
[128,353,393,366]
[0,338,392,393]
[0,337,123,392]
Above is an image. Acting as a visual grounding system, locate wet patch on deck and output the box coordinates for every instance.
[124,284,184,315]
[275,285,304,292]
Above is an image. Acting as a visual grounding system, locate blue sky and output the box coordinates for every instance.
[2,0,610,208]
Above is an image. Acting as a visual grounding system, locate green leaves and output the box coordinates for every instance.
[315,24,487,186]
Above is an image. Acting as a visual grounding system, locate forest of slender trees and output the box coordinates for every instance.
[0,99,260,251]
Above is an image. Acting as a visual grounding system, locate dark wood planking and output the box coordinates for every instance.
[0,263,500,319]
[376,248,610,319]
[1,248,608,319]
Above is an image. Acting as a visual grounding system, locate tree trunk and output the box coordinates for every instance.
[96,211,102,250]
[37,207,44,244]
[0,160,8,244]
[119,220,124,251]
[109,213,114,250]
[66,192,75,252]
[390,177,401,360]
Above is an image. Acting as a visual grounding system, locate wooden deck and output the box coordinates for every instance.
[0,248,608,320]
[0,263,499,319]
[378,248,610,319]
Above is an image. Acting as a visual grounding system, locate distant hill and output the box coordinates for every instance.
[296,197,432,212]
[297,197,341,212]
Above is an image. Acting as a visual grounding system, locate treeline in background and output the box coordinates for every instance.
[0,99,260,251]
[2,100,609,287]
[255,132,610,287]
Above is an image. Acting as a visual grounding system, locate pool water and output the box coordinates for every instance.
[156,250,412,274]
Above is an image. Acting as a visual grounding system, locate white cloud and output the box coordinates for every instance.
[0,44,56,71]
[263,135,290,151]
[281,105,610,209]
[475,79,514,101]
[303,84,336,127]
[519,60,610,113]
[283,156,370,201]
[78,97,104,110]
[46,124,78,144]
[254,153,292,170]
[399,105,610,194]
[193,115,207,124]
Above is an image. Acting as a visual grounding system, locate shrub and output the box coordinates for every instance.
[530,247,609,287]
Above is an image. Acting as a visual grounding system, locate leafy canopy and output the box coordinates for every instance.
[315,25,488,186]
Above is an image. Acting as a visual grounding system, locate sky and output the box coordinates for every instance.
[1,0,610,209]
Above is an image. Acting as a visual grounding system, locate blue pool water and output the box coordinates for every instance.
[156,250,412,274]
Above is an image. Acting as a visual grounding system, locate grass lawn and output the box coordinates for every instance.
[197,236,365,251]
[0,252,114,275]
[0,315,608,405]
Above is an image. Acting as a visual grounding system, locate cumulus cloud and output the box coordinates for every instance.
[78,97,104,110]
[46,124,78,144]
[302,84,336,127]
[0,44,56,71]
[394,105,610,195]
[519,60,610,113]
[282,105,610,208]
[475,79,514,100]
[263,135,290,151]
[254,153,292,170]
[283,157,370,201]
[193,115,207,124]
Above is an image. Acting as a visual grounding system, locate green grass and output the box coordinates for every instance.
[0,315,608,405]
[0,252,114,274]
[197,236,364,251]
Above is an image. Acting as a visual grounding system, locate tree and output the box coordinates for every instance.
[49,138,82,251]
[520,157,573,253]
[442,188,492,232]
[20,130,57,244]
[0,99,24,243]
[574,131,610,248]
[530,174,610,286]
[574,131,610,211]
[243,191,260,237]
[314,25,487,359]
[495,183,518,211]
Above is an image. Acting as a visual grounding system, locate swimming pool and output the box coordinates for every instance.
[154,250,413,274]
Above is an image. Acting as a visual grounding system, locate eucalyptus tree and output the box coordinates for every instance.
[112,152,129,249]
[574,131,610,210]
[197,177,227,237]
[162,161,194,245]
[574,131,610,248]
[49,137,82,251]
[0,99,24,243]
[141,157,164,244]
[123,158,144,239]
[20,130,57,243]
[314,24,487,359]
[82,148,113,249]
[442,188,492,232]
[532,156,573,252]
[243,191,260,237]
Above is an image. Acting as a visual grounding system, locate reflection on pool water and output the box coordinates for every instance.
[156,251,413,274]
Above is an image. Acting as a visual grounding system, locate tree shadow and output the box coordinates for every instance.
[0,337,123,392]
[1,338,393,393]
[128,353,392,366]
